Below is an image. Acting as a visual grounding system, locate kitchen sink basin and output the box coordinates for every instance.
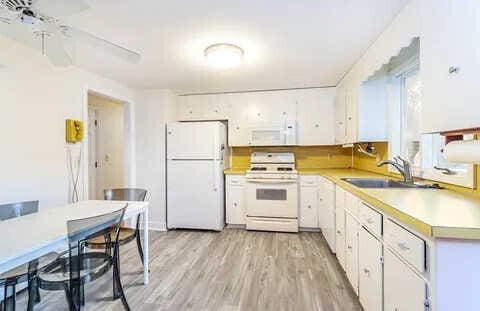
[341,178,434,189]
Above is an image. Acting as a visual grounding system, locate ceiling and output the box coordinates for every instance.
[61,0,409,93]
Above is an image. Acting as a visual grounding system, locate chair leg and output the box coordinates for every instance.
[27,276,38,311]
[135,232,144,265]
[3,283,16,311]
[80,281,85,306]
[113,252,121,300]
[113,256,130,311]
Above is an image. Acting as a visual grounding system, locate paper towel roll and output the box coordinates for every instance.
[444,140,480,164]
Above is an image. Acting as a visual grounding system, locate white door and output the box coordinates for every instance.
[226,183,245,225]
[345,212,359,294]
[167,122,222,159]
[299,186,318,228]
[88,109,98,199]
[359,227,383,311]
[167,160,224,230]
[384,249,426,311]
[335,206,346,270]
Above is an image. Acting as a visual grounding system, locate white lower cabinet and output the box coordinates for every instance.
[318,177,335,252]
[299,185,318,228]
[359,227,383,311]
[384,249,426,311]
[226,175,245,225]
[345,212,359,294]
[335,206,346,270]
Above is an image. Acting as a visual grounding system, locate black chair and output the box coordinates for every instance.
[37,205,130,311]
[0,201,57,311]
[85,189,147,265]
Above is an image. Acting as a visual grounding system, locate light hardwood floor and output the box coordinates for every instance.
[17,229,363,311]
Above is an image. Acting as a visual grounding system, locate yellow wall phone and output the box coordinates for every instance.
[66,119,84,143]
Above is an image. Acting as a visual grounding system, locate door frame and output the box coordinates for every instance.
[81,86,136,201]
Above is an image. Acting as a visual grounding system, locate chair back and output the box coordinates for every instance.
[104,188,147,202]
[0,200,39,221]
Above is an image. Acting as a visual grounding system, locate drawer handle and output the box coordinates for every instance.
[234,203,237,207]
[307,205,312,209]
[366,218,375,224]
[347,245,352,250]
[336,230,341,234]
[363,268,370,276]
[397,242,410,251]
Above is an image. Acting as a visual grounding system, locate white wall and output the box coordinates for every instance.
[135,90,177,230]
[339,0,420,86]
[0,36,136,209]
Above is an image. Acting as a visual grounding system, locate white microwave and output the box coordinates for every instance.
[248,121,296,146]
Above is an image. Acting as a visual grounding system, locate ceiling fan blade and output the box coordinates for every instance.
[32,0,89,18]
[60,26,141,64]
[43,36,72,66]
[0,20,40,50]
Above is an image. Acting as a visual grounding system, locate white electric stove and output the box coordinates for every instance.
[245,152,299,232]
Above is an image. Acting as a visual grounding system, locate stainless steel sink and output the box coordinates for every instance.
[341,178,431,189]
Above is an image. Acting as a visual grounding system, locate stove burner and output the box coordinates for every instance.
[277,167,293,171]
[251,167,267,171]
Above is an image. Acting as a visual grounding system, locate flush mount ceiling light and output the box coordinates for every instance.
[204,43,244,69]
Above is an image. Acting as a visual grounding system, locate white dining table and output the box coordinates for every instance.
[0,200,150,285]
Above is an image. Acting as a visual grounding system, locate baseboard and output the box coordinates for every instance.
[148,221,167,231]
[299,227,321,232]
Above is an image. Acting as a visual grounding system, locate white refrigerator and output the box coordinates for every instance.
[166,121,227,231]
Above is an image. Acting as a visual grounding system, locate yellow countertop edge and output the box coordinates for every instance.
[224,167,480,239]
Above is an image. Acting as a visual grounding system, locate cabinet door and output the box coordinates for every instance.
[384,249,426,311]
[335,86,346,144]
[226,184,245,225]
[345,213,359,294]
[359,228,383,311]
[319,178,336,252]
[345,86,358,143]
[178,96,205,121]
[299,186,318,228]
[228,94,250,146]
[335,206,346,270]
[205,94,229,120]
[420,0,480,133]
[296,89,335,145]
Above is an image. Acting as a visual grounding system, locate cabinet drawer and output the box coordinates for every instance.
[227,175,245,186]
[384,219,425,272]
[359,202,382,237]
[300,175,318,186]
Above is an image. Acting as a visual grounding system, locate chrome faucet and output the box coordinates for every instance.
[377,156,413,183]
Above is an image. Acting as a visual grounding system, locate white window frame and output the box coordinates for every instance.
[388,57,476,188]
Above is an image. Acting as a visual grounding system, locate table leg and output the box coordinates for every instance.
[143,208,149,285]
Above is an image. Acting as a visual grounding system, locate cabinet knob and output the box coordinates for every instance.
[234,203,237,206]
[283,112,287,115]
[449,66,460,74]
[347,245,352,250]
[307,205,311,209]
[189,110,193,114]
[214,109,219,113]
[338,121,343,125]
[319,198,323,201]
[236,126,240,130]
[336,230,341,234]
[257,113,261,117]
[348,117,352,120]
[315,124,319,128]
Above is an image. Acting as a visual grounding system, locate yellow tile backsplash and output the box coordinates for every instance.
[230,146,353,169]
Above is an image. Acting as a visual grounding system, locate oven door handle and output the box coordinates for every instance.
[246,179,298,184]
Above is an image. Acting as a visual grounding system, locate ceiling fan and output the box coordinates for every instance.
[0,0,141,66]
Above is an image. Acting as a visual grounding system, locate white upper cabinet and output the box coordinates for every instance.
[246,91,296,126]
[420,0,480,133]
[178,94,229,121]
[296,88,336,146]
[334,86,347,145]
[335,80,387,144]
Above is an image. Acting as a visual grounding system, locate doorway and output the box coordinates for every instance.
[88,92,125,199]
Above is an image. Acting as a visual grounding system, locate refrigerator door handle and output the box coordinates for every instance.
[213,130,217,191]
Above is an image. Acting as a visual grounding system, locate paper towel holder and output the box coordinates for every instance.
[441,127,480,144]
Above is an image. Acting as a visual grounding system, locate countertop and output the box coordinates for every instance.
[224,167,480,240]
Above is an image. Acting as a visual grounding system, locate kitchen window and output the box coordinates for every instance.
[388,47,475,188]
